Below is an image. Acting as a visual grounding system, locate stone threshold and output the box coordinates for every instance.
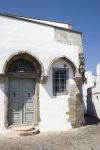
[11,125,40,136]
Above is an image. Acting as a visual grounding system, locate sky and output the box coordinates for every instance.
[0,0,100,73]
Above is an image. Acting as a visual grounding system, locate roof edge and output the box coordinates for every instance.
[0,13,82,34]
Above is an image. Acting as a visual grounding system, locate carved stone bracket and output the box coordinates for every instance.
[79,52,85,83]
[74,68,83,86]
[40,76,48,84]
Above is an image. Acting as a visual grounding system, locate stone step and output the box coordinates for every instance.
[12,125,40,136]
[12,125,35,132]
[16,128,40,136]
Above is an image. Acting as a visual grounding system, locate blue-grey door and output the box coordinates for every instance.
[8,78,35,125]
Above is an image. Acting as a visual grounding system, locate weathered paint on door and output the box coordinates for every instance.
[8,78,35,125]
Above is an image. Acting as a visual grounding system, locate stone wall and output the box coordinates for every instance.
[55,28,82,53]
[68,77,84,128]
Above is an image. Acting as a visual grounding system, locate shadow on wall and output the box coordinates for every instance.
[84,114,100,125]
[42,68,74,99]
[84,88,100,125]
[83,98,87,115]
[42,57,75,99]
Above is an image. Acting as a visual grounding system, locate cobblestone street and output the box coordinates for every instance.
[0,122,100,150]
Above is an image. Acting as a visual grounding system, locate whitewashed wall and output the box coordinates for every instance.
[91,64,100,118]
[39,58,75,130]
[0,83,5,131]
[0,15,81,132]
[82,71,95,114]
[0,16,79,75]
[83,64,100,118]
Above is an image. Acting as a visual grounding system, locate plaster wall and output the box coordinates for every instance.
[91,64,100,118]
[83,71,95,114]
[90,93,100,118]
[0,59,75,132]
[0,16,80,75]
[0,83,5,131]
[83,65,100,118]
[0,15,83,132]
[39,58,75,130]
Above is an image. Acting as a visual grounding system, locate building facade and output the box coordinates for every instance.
[83,64,100,118]
[0,13,84,133]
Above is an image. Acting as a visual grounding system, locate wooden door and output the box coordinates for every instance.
[8,78,35,125]
[22,79,35,124]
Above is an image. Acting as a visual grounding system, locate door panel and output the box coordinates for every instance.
[8,78,35,125]
[9,79,19,89]
[24,112,34,122]
[22,79,35,124]
[8,79,22,125]
[12,113,20,123]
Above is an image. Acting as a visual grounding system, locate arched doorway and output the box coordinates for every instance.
[5,53,42,126]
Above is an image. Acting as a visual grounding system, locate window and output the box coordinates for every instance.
[8,59,36,73]
[53,68,69,95]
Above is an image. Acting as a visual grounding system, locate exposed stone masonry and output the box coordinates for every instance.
[68,77,84,128]
[55,28,82,52]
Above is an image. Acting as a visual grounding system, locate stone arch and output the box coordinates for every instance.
[47,55,77,76]
[4,51,45,127]
[3,51,45,76]
[46,55,84,128]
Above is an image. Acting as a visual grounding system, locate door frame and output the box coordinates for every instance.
[4,73,40,128]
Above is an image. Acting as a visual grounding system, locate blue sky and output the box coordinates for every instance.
[0,0,100,73]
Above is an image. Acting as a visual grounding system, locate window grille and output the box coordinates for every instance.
[53,68,69,95]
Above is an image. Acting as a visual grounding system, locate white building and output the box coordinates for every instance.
[0,13,84,134]
[83,64,100,118]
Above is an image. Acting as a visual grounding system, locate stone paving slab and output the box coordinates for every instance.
[0,123,100,150]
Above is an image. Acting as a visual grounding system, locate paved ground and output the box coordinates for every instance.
[0,117,100,150]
